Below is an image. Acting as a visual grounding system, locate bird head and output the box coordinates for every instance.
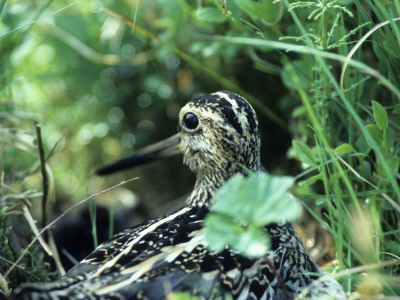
[95,91,261,206]
[179,91,261,183]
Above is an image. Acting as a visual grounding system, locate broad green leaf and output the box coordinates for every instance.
[334,143,356,155]
[292,140,316,166]
[205,214,271,258]
[372,100,388,131]
[205,214,242,252]
[211,174,256,223]
[206,173,300,258]
[234,0,280,23]
[365,124,383,147]
[196,8,227,23]
[212,173,301,227]
[205,214,270,257]
[233,225,270,258]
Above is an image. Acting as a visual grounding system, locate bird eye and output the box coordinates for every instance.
[182,112,199,130]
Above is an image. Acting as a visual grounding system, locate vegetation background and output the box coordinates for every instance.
[0,0,399,298]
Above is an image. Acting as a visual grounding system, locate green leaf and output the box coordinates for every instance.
[205,214,271,258]
[298,173,323,187]
[206,173,301,258]
[365,124,383,147]
[362,161,372,178]
[233,225,270,258]
[292,140,316,166]
[206,214,270,257]
[372,100,388,131]
[356,134,371,154]
[196,8,227,23]
[386,126,395,149]
[234,0,280,23]
[334,143,356,155]
[212,173,301,226]
[205,214,242,252]
[387,156,400,172]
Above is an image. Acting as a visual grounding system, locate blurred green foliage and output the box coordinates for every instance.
[1,0,294,214]
[1,0,400,297]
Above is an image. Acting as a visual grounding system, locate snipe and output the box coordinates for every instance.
[12,91,345,299]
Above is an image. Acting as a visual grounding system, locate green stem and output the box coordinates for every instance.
[34,121,48,229]
[89,197,98,249]
[321,0,328,51]
[109,199,114,239]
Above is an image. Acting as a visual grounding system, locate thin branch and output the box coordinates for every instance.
[0,255,42,281]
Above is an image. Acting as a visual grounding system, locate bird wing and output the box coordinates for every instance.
[14,206,274,299]
[12,207,345,300]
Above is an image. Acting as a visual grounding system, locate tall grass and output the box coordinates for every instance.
[280,0,400,296]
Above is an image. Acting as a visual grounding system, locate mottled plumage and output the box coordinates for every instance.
[12,91,346,300]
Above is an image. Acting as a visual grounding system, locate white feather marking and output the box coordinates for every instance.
[214,92,239,109]
[97,252,165,294]
[93,207,190,276]
[97,230,207,294]
[164,230,205,263]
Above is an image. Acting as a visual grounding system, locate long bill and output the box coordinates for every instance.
[96,133,181,175]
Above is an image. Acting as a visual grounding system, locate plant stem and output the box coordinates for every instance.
[89,197,98,249]
[34,121,48,229]
[109,199,114,239]
[320,0,328,51]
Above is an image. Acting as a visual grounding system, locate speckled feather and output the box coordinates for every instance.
[12,92,346,300]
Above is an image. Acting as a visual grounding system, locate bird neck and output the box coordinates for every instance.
[186,172,225,207]
[186,163,260,207]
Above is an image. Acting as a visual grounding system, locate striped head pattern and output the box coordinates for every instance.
[179,91,261,206]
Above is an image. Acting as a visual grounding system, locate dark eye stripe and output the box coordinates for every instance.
[218,100,243,135]
[191,93,245,135]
